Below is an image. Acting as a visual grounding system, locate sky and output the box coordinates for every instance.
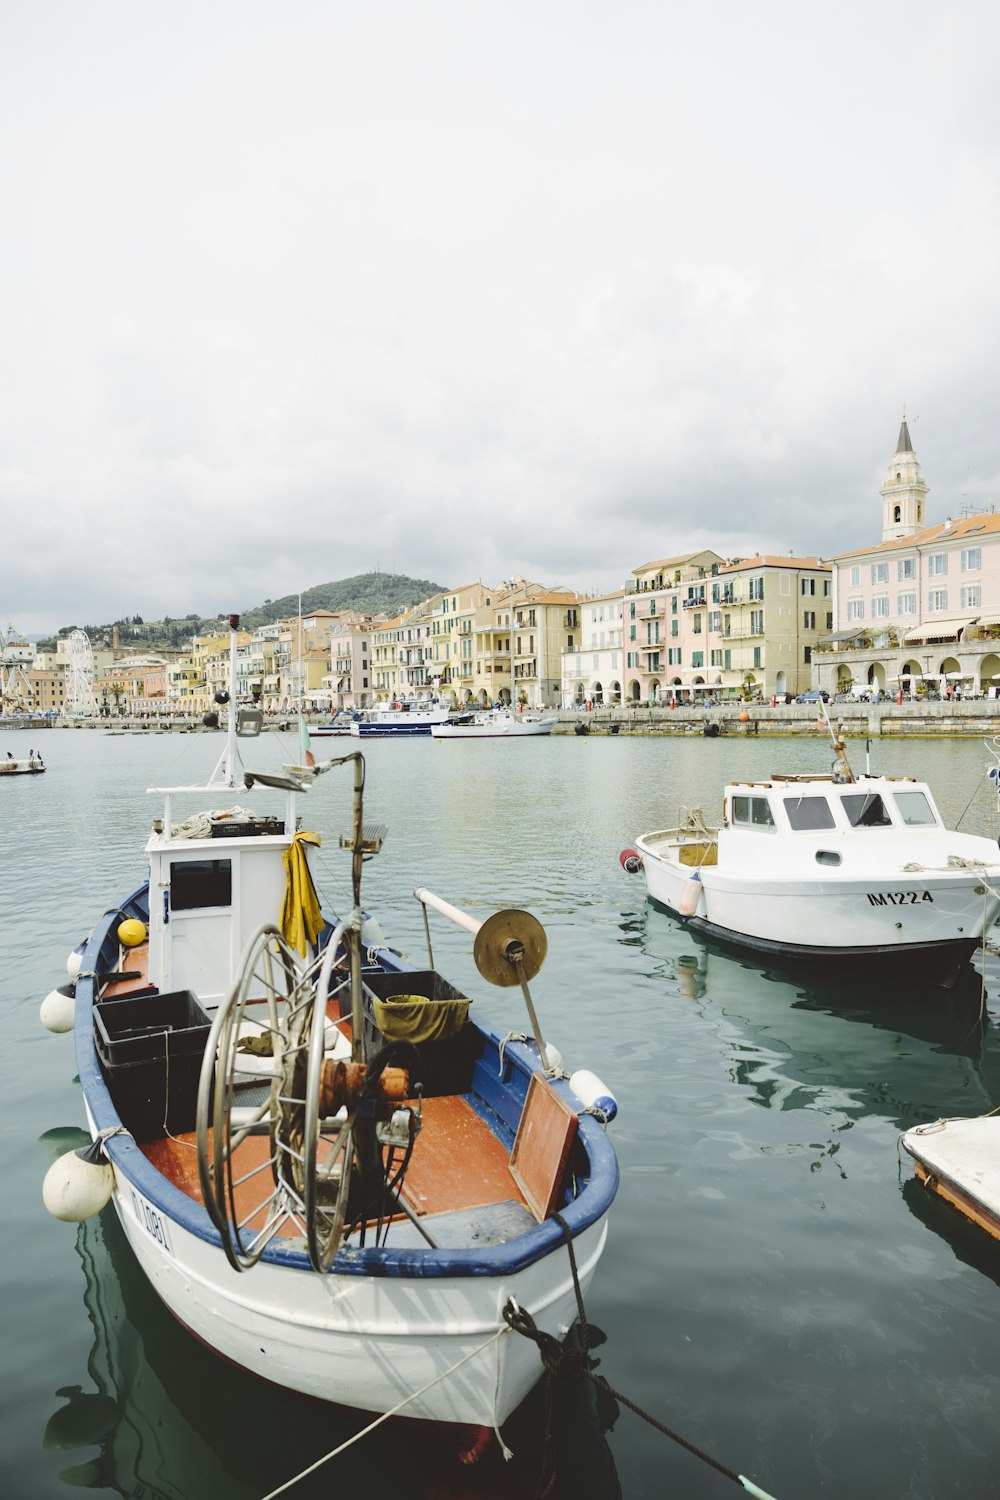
[3,1,1000,637]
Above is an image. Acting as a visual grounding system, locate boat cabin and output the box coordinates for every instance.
[724,775,941,837]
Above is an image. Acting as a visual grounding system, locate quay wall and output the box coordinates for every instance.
[552,702,1000,737]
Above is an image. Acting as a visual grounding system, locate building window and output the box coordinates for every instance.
[961,584,982,609]
[928,589,948,612]
[897,557,915,580]
[961,547,982,571]
[724,649,731,670]
[823,580,831,596]
[750,609,764,634]
[691,651,704,668]
[929,553,948,576]
[897,592,916,614]
[803,611,816,629]
[709,611,721,632]
[804,646,812,663]
[753,646,762,669]
[870,562,888,584]
[692,613,702,634]
[871,596,889,618]
[850,566,861,586]
[671,619,678,637]
[749,576,764,601]
[802,578,815,596]
[847,598,864,621]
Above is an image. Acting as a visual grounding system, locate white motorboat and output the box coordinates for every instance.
[310,712,358,737]
[42,617,618,1439]
[622,736,1000,987]
[432,710,554,740]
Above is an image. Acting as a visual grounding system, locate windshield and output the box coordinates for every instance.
[784,796,836,830]
[892,790,937,827]
[841,792,892,828]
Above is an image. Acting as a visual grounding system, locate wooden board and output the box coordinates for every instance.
[509,1075,578,1222]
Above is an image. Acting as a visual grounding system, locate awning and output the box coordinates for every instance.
[820,628,865,644]
[902,616,978,645]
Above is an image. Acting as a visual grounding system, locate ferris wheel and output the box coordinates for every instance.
[63,629,99,717]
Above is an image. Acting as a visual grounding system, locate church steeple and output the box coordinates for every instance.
[880,413,927,541]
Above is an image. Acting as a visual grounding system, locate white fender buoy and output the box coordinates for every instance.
[569,1069,618,1122]
[361,912,387,950]
[543,1043,563,1073]
[678,871,703,918]
[66,946,85,979]
[43,1142,115,1222]
[40,982,76,1034]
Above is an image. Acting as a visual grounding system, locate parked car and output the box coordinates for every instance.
[795,688,830,703]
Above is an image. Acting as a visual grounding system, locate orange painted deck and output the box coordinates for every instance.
[141,1092,526,1238]
[102,942,151,997]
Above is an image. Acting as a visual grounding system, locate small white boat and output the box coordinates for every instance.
[310,712,358,737]
[622,736,1000,987]
[42,618,618,1439]
[350,699,453,738]
[902,1116,1000,1243]
[0,752,46,775]
[432,710,554,740]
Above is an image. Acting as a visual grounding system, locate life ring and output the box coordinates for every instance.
[394,701,402,711]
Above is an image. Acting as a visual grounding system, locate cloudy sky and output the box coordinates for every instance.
[3,1,999,636]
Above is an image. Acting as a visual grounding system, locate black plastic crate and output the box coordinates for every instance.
[95,989,212,1142]
[210,817,285,839]
[95,989,211,1068]
[361,969,480,1096]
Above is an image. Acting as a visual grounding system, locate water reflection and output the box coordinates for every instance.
[628,905,1000,1136]
[39,1129,621,1500]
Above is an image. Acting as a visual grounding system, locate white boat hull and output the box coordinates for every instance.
[432,716,553,739]
[110,1165,608,1424]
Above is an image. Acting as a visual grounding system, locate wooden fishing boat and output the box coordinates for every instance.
[42,617,618,1435]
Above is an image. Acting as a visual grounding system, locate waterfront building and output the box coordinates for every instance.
[560,589,625,707]
[622,550,725,703]
[326,613,375,710]
[25,668,67,716]
[821,419,1000,696]
[471,580,581,709]
[622,549,829,702]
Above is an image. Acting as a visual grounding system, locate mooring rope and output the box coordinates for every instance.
[258,1326,511,1499]
[502,1214,779,1499]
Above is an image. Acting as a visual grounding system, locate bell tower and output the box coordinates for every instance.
[880,415,928,542]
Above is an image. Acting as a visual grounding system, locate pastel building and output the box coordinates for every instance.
[820,420,1000,696]
[561,589,625,706]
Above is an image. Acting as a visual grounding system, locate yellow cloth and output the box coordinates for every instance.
[280,830,324,957]
[372,995,470,1043]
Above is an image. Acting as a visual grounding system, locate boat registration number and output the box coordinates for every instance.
[866,890,933,907]
[128,1186,174,1255]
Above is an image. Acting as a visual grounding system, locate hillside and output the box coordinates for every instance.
[46,572,449,652]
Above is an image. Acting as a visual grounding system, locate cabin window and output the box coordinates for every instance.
[841,793,891,828]
[892,790,937,826]
[784,797,836,830]
[170,859,232,910]
[815,850,842,865]
[732,795,775,828]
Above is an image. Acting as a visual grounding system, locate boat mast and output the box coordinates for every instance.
[208,615,243,789]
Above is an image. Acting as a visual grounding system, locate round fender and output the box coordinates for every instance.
[619,848,643,873]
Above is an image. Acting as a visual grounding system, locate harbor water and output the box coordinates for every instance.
[4,727,1000,1498]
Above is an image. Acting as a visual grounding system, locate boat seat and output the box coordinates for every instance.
[679,842,718,866]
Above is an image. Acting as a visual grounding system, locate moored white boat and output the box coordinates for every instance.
[622,740,1000,987]
[42,617,618,1435]
[310,712,358,737]
[350,698,452,738]
[432,710,554,739]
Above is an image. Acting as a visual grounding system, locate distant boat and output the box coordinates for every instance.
[432,710,554,739]
[902,1116,1000,1244]
[310,712,359,737]
[350,699,452,738]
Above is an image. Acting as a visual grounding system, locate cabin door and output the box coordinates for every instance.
[162,854,238,1006]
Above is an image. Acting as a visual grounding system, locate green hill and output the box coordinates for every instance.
[46,572,449,652]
